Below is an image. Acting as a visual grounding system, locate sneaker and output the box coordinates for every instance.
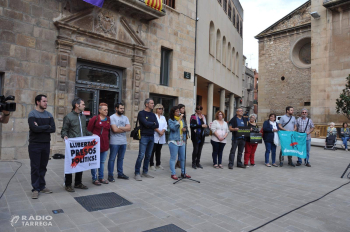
[135,174,142,181]
[244,165,249,168]
[142,173,154,178]
[41,188,52,194]
[108,176,115,182]
[341,144,345,148]
[117,174,129,180]
[265,163,271,167]
[171,175,178,180]
[251,164,256,167]
[74,183,88,189]
[150,166,156,171]
[296,163,302,166]
[32,190,39,199]
[65,186,75,192]
[305,163,311,167]
[156,165,164,170]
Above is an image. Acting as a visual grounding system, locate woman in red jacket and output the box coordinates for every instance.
[87,103,111,185]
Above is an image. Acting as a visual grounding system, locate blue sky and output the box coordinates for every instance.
[240,0,309,71]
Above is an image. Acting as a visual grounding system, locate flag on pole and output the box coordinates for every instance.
[145,0,163,11]
[83,0,105,8]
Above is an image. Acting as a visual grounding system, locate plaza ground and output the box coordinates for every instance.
[1,138,350,232]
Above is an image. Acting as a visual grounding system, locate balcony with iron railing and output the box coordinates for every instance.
[109,0,166,21]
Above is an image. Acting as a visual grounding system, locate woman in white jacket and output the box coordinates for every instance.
[210,111,229,169]
[150,104,168,170]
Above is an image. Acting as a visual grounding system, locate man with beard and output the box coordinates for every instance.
[28,94,56,199]
[278,106,297,167]
[108,103,131,182]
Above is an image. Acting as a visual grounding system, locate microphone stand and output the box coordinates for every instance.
[173,133,200,184]
[341,163,350,178]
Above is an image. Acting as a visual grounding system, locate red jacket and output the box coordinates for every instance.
[87,115,110,152]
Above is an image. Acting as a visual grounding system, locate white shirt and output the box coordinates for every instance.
[154,114,168,144]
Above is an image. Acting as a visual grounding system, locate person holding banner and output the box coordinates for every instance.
[228,108,248,169]
[244,114,259,167]
[61,97,93,192]
[296,108,314,167]
[28,94,56,199]
[134,98,159,181]
[211,111,229,169]
[263,114,279,167]
[278,106,297,167]
[87,103,111,185]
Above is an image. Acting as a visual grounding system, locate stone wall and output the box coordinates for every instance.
[257,31,311,122]
[311,0,350,124]
[0,0,196,160]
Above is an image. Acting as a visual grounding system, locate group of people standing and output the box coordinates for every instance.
[27,94,317,200]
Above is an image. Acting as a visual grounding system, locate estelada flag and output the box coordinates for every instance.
[145,0,163,11]
[83,0,104,8]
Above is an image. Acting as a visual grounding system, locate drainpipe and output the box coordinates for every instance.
[193,0,199,113]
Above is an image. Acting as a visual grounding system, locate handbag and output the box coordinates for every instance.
[130,119,141,140]
[204,127,211,136]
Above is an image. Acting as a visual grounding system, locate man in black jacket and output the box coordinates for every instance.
[28,94,56,199]
[134,98,159,181]
[228,108,248,169]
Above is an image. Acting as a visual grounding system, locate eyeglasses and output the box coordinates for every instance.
[302,112,307,114]
[158,108,164,110]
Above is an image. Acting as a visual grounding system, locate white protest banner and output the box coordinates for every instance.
[64,136,100,174]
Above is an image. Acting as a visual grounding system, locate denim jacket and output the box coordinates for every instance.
[168,118,186,142]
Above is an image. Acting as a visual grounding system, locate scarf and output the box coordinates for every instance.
[174,115,183,136]
[270,121,279,146]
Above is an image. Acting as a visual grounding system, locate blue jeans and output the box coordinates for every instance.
[169,142,185,175]
[298,139,311,164]
[342,137,349,149]
[211,140,226,165]
[265,142,276,164]
[135,136,154,175]
[91,151,108,181]
[108,144,127,177]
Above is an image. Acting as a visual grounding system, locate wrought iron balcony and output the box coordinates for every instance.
[109,0,166,21]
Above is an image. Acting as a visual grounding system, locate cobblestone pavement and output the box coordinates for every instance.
[1,139,350,232]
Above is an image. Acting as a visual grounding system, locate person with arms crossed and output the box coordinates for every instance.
[28,94,56,199]
[108,103,131,181]
[134,98,159,181]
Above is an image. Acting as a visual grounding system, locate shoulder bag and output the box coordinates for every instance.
[130,119,141,140]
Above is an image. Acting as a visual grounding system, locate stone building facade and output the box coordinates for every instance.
[255,1,312,122]
[256,0,350,126]
[0,0,196,160]
[242,65,254,115]
[195,0,244,122]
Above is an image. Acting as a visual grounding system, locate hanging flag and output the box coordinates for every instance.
[83,0,105,8]
[278,131,307,159]
[145,0,163,11]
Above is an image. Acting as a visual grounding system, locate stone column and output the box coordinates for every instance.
[220,89,225,112]
[207,83,214,123]
[229,94,235,119]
